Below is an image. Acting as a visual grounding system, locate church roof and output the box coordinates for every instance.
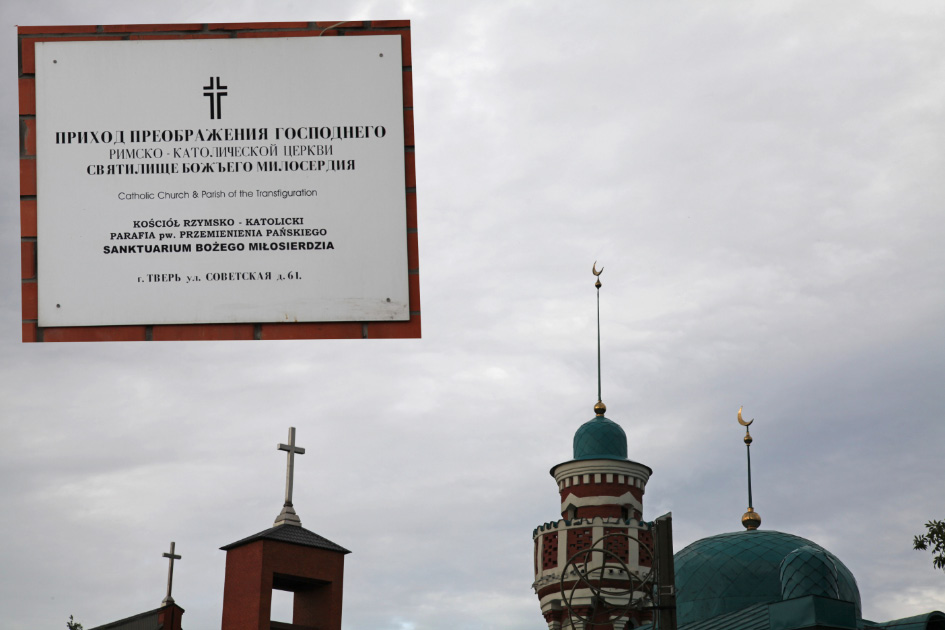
[220,523,350,554]
[674,529,861,626]
[86,607,164,630]
[572,415,627,460]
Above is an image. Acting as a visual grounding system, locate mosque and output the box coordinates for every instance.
[530,269,944,630]
[532,397,945,630]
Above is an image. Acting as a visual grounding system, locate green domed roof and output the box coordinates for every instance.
[573,415,627,461]
[674,530,861,626]
[780,545,840,600]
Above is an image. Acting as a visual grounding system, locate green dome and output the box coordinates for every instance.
[572,416,627,461]
[674,530,861,626]
[780,545,840,600]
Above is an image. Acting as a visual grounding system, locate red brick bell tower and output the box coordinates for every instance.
[220,427,350,630]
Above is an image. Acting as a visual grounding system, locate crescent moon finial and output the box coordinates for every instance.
[737,406,753,427]
[592,261,603,289]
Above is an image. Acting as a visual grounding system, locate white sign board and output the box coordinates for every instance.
[35,36,409,327]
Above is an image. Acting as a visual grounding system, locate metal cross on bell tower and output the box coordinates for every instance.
[162,541,181,605]
[274,427,305,527]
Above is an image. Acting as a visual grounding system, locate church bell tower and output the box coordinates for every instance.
[220,427,350,630]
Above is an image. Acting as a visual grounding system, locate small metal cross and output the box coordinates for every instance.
[162,541,181,605]
[279,427,306,507]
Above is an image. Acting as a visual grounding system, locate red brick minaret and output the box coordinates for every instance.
[220,427,350,630]
[531,265,654,630]
[532,407,654,630]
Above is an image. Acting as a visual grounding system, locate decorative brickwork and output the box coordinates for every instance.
[559,482,644,503]
[567,527,593,564]
[638,529,653,568]
[575,505,622,520]
[542,532,559,570]
[603,527,630,564]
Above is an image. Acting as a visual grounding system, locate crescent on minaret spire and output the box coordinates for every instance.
[593,262,606,417]
[739,406,761,530]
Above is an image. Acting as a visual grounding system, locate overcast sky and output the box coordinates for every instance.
[2,2,945,629]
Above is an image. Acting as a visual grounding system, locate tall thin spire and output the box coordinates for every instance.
[592,262,606,417]
[738,406,761,530]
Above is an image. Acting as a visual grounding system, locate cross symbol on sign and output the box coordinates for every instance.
[203,76,227,120]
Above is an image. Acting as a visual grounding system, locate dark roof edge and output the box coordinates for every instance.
[870,610,945,628]
[220,524,350,554]
[86,605,171,630]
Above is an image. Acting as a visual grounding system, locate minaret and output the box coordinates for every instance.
[531,265,654,630]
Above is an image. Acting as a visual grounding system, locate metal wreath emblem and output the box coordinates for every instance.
[559,530,656,628]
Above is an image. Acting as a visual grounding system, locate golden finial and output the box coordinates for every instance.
[742,508,761,531]
[738,405,753,444]
[593,261,603,288]
[738,406,761,530]
[593,263,605,415]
